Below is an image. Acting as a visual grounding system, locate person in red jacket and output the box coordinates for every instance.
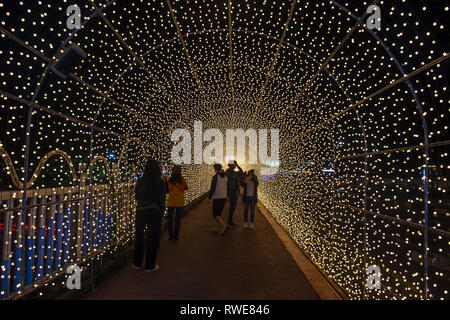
[166,165,188,241]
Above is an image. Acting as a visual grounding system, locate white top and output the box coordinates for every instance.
[213,175,228,199]
[246,178,254,197]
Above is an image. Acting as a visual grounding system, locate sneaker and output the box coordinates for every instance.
[243,222,248,228]
[131,263,142,271]
[221,227,228,236]
[250,223,254,229]
[144,265,159,272]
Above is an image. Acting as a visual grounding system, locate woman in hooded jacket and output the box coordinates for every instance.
[133,159,168,272]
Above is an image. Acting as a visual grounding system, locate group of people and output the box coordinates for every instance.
[208,160,259,236]
[132,159,259,272]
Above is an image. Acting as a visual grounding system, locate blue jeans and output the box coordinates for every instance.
[244,197,256,223]
[227,189,238,225]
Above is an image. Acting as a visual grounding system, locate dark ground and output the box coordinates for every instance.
[84,196,320,300]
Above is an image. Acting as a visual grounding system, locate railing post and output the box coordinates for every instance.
[25,194,37,286]
[93,188,99,250]
[89,186,94,254]
[13,197,24,294]
[105,184,111,244]
[53,194,64,270]
[35,195,46,280]
[1,198,14,298]
[77,163,86,259]
[117,164,122,243]
[88,185,95,292]
[45,194,56,275]
[112,163,119,242]
[101,187,106,247]
[111,166,116,241]
[62,190,71,267]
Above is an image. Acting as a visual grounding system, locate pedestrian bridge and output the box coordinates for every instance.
[0,0,449,300]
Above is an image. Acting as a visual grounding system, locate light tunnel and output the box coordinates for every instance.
[0,0,449,300]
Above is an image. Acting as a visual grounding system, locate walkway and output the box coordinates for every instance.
[84,196,320,300]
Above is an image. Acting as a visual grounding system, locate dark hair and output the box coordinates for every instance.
[141,159,161,181]
[213,163,222,172]
[248,169,257,181]
[169,165,183,185]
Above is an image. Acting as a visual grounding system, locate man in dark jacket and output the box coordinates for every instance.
[225,160,243,227]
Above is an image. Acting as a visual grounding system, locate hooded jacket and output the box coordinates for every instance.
[135,175,168,212]
[225,165,244,191]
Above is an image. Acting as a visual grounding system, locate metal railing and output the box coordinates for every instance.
[0,170,136,299]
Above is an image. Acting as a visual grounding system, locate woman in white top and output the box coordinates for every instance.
[208,163,229,236]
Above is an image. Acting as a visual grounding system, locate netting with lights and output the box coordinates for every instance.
[0,0,449,300]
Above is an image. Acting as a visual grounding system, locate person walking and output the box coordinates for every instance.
[225,160,243,227]
[133,159,168,272]
[166,165,188,242]
[243,169,259,229]
[208,163,229,236]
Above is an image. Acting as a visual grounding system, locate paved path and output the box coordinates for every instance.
[84,196,320,300]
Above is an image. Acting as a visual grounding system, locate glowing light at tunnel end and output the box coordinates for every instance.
[170,120,280,175]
